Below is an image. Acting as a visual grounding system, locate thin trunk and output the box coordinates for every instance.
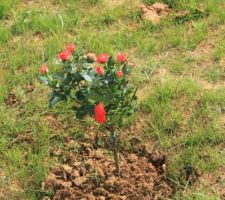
[112,132,120,175]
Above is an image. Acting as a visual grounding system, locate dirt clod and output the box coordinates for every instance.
[141,3,170,24]
[43,149,172,200]
[84,53,97,62]
[4,90,20,107]
[150,151,166,168]
[127,153,138,162]
[61,165,73,176]
[95,166,105,178]
[73,177,88,187]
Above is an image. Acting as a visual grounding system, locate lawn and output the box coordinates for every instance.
[0,0,225,199]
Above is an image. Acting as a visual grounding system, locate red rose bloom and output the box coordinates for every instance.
[117,70,123,78]
[97,53,109,64]
[96,66,104,76]
[95,103,106,124]
[117,53,126,63]
[58,50,72,61]
[39,64,48,75]
[66,44,75,53]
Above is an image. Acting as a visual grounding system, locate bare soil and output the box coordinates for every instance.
[42,144,172,200]
[141,3,171,24]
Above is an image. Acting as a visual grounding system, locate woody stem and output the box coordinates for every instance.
[112,132,120,175]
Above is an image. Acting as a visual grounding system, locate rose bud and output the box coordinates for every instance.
[96,66,104,76]
[117,70,123,78]
[95,103,106,124]
[39,64,48,75]
[97,53,109,64]
[66,43,76,53]
[117,53,127,63]
[58,50,72,61]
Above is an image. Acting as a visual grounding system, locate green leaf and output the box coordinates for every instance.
[122,65,131,74]
[76,90,85,101]
[52,73,65,80]
[74,104,94,119]
[49,93,61,108]
[107,56,115,67]
[81,74,92,82]
[39,76,48,84]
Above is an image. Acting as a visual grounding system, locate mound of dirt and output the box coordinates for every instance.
[140,3,171,24]
[42,146,172,200]
[4,90,20,107]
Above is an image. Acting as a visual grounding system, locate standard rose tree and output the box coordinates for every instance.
[39,44,137,174]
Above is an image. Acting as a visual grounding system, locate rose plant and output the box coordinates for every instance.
[39,44,137,174]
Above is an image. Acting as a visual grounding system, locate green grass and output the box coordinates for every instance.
[0,0,225,199]
[142,80,225,195]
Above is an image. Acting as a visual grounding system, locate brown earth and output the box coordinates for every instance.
[140,3,171,24]
[42,145,172,200]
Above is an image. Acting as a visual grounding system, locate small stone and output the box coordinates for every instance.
[63,153,75,164]
[105,176,116,188]
[83,143,91,148]
[150,151,165,167]
[84,53,97,62]
[87,148,93,156]
[85,159,94,170]
[71,170,80,179]
[96,167,104,178]
[127,154,138,162]
[120,196,126,200]
[61,165,73,175]
[42,197,51,200]
[144,143,153,154]
[94,187,107,196]
[60,181,72,188]
[80,167,87,176]
[73,161,82,168]
[86,194,96,200]
[162,164,167,172]
[95,149,104,159]
[73,177,87,187]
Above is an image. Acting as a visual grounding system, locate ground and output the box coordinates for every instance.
[0,0,225,199]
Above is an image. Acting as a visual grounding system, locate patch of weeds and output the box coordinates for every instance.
[132,29,157,56]
[142,0,156,5]
[174,189,220,200]
[89,171,101,186]
[142,0,177,8]
[0,25,11,44]
[142,80,225,187]
[169,62,186,74]
[207,0,225,26]
[111,30,138,51]
[200,88,225,111]
[79,30,114,53]
[174,8,209,24]
[0,0,20,20]
[214,40,225,61]
[186,21,208,49]
[161,26,184,49]
[168,56,195,75]
[141,79,200,140]
[205,66,225,82]
[11,10,64,35]
[87,6,132,27]
[84,0,102,5]
[43,36,65,60]
[129,9,142,23]
[141,21,162,33]
[64,9,82,28]
[5,42,42,73]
